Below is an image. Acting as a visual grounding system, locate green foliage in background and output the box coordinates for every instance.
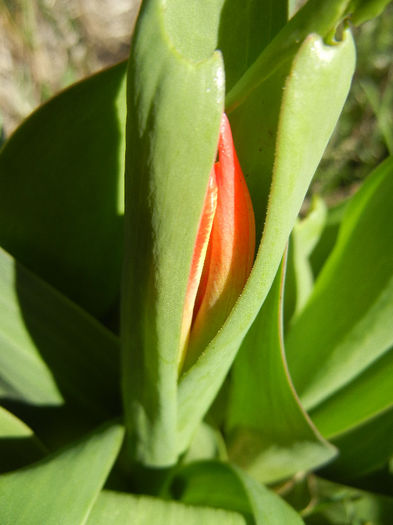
[0,0,392,523]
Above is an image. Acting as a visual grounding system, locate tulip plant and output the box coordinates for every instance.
[0,0,393,523]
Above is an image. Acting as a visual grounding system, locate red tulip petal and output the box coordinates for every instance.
[185,113,255,368]
[179,168,218,369]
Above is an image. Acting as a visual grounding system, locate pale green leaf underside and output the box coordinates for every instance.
[122,0,225,465]
[87,490,246,525]
[177,30,356,453]
[0,423,124,525]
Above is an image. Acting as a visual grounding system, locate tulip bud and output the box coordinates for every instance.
[179,113,255,371]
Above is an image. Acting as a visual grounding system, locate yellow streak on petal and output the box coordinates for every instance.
[178,169,217,371]
[184,113,255,369]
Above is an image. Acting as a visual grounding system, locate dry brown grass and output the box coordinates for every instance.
[0,0,140,137]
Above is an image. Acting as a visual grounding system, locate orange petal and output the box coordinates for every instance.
[185,113,255,369]
[179,168,218,370]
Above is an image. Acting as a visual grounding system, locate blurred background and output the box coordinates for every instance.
[1,0,392,199]
[0,0,140,136]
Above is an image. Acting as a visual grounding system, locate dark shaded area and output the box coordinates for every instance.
[0,433,45,474]
[6,258,121,450]
[217,0,288,91]
[318,407,393,490]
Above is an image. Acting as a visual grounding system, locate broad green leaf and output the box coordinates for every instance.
[122,0,225,466]
[87,490,246,525]
[0,423,124,525]
[177,30,355,455]
[0,247,119,418]
[0,61,127,319]
[227,260,335,484]
[226,0,353,111]
[286,156,393,412]
[170,460,304,524]
[0,406,45,472]
[234,466,305,525]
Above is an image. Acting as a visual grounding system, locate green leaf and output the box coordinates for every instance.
[309,199,349,279]
[182,422,224,464]
[227,260,335,484]
[286,196,328,324]
[0,61,127,319]
[177,29,355,456]
[86,490,246,525]
[0,247,119,418]
[226,0,353,111]
[170,460,304,524]
[286,156,393,414]
[0,406,45,472]
[122,0,225,466]
[217,0,288,92]
[233,466,305,525]
[349,0,392,25]
[0,423,124,525]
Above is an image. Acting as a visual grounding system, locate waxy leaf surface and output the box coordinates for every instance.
[122,0,225,466]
